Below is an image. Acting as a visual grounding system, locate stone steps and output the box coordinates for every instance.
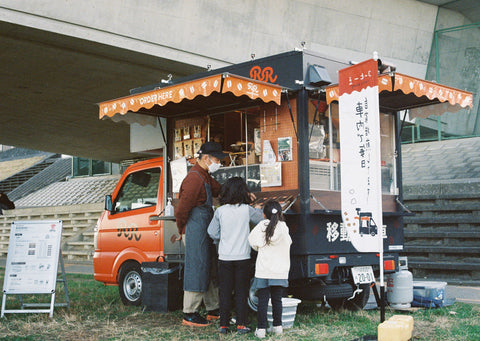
[404,231,480,238]
[405,245,480,254]
[0,203,102,261]
[402,181,480,285]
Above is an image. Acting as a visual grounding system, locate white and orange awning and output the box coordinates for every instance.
[326,72,473,118]
[99,73,282,125]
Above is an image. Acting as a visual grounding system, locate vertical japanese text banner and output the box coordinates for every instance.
[338,59,383,253]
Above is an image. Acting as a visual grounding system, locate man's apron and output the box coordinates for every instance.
[183,171,215,292]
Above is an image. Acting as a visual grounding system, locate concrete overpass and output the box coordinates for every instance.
[0,0,477,163]
[0,5,213,163]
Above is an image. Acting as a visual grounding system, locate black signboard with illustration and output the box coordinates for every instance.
[211,165,261,192]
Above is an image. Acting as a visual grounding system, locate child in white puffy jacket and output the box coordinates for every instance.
[248,200,292,338]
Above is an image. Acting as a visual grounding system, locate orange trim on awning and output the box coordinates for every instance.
[326,72,473,109]
[99,74,222,119]
[221,73,281,104]
[99,73,281,120]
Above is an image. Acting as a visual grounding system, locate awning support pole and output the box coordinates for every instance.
[157,117,167,145]
[309,97,322,142]
[399,110,408,136]
[244,111,249,172]
[297,88,310,215]
[285,91,298,141]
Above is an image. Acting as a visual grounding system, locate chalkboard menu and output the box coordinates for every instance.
[189,164,261,192]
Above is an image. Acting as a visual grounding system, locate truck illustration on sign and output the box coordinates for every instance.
[355,208,378,237]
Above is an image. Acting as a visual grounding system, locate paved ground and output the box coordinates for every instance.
[63,262,94,275]
[446,285,480,305]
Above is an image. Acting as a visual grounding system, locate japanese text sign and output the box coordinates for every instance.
[338,59,383,253]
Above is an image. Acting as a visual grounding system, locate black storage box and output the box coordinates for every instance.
[141,262,183,312]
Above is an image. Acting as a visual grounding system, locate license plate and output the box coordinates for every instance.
[351,266,375,284]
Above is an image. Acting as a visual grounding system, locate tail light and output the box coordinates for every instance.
[315,263,329,275]
[384,260,395,271]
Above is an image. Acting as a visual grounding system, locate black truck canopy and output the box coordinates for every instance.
[98,49,472,124]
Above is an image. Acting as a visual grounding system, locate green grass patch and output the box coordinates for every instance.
[0,273,478,340]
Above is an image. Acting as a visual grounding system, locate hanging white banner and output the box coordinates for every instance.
[338,59,383,253]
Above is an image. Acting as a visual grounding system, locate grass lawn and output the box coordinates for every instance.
[0,273,478,340]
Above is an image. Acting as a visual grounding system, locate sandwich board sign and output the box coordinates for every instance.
[1,220,63,317]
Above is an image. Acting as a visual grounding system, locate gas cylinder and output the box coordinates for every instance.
[386,257,413,309]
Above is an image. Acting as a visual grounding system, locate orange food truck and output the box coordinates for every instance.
[94,50,472,310]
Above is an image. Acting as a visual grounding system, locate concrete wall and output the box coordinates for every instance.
[0,0,438,76]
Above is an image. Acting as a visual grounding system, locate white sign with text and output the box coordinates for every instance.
[3,221,62,294]
[338,59,383,253]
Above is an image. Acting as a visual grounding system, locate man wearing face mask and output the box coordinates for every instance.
[175,141,226,327]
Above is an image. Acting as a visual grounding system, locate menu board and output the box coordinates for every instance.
[180,164,262,193]
[3,221,62,294]
[210,165,261,192]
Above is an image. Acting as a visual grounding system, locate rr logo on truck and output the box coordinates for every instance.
[249,66,278,83]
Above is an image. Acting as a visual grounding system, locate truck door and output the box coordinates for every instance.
[102,166,163,267]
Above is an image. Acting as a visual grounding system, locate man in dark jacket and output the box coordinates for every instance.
[175,141,226,327]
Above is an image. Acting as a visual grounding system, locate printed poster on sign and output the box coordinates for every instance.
[338,59,383,253]
[3,221,62,294]
[260,162,282,187]
[262,140,276,164]
[170,157,188,193]
[278,137,292,161]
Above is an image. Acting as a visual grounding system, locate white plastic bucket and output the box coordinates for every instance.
[267,297,301,329]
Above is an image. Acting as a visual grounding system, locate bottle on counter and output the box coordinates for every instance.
[165,197,175,216]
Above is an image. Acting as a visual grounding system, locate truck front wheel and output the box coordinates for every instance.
[118,261,143,306]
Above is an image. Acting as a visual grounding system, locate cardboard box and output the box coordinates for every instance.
[193,138,203,155]
[183,140,193,158]
[238,151,257,165]
[174,142,183,159]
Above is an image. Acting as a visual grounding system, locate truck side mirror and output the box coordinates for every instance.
[105,195,113,213]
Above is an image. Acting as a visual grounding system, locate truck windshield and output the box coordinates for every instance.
[113,168,161,213]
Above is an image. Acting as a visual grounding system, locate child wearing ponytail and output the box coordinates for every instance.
[248,200,292,339]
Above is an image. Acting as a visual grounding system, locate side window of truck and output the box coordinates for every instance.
[113,168,161,213]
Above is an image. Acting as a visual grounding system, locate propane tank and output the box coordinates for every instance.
[386,257,413,309]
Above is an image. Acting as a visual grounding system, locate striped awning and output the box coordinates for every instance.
[99,73,282,125]
[326,72,473,117]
